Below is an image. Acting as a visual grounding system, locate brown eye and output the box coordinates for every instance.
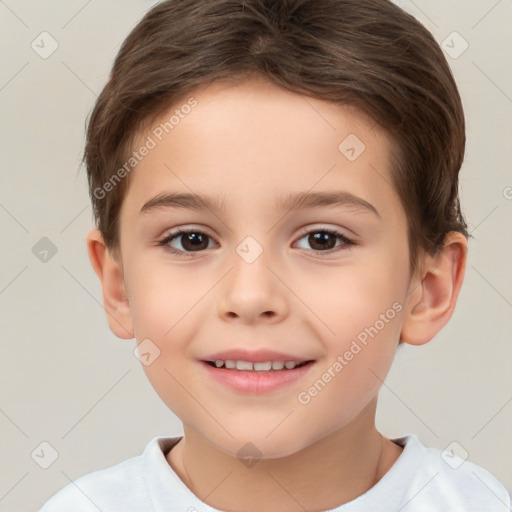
[179,232,210,251]
[159,230,216,254]
[294,228,354,254]
[307,232,337,251]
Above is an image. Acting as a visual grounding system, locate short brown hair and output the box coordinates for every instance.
[84,0,468,274]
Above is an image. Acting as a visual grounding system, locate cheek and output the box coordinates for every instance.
[293,250,406,408]
[294,253,406,338]
[125,260,204,408]
[126,259,195,339]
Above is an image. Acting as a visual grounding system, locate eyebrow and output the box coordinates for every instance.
[140,192,226,215]
[140,191,380,218]
[280,191,380,218]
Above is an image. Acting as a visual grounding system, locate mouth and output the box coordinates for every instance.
[200,358,316,394]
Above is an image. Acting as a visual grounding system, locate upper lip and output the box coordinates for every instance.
[202,349,314,364]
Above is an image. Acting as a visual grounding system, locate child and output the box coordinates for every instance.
[40,0,511,510]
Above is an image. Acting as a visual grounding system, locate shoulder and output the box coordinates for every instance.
[38,437,178,512]
[396,435,511,511]
[38,455,145,512]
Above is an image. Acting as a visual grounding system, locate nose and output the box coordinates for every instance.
[218,249,289,324]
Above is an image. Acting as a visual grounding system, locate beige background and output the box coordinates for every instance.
[0,1,511,510]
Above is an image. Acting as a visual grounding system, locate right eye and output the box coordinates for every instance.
[157,229,218,255]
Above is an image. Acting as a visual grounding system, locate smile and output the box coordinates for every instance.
[206,360,310,371]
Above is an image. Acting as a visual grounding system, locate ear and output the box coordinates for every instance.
[400,231,468,346]
[86,229,134,340]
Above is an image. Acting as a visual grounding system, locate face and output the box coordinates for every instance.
[117,77,413,459]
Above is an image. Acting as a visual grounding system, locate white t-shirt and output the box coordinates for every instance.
[39,435,511,511]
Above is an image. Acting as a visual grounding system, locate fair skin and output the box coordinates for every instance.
[87,77,467,511]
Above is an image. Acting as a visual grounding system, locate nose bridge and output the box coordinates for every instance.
[218,234,288,322]
[231,245,270,292]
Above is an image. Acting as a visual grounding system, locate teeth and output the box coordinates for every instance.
[211,360,302,371]
[253,361,272,371]
[236,360,253,371]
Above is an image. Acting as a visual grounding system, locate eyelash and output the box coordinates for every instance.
[157,227,355,258]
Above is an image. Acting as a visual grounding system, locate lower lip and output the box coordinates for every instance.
[200,361,315,394]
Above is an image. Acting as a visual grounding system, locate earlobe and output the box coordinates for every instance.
[400,232,467,346]
[86,229,134,340]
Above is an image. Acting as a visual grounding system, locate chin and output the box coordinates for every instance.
[204,424,326,462]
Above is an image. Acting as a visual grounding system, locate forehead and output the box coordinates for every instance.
[124,78,400,220]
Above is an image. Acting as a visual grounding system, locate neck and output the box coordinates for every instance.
[166,398,402,512]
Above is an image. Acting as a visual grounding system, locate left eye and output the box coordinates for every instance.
[294,229,354,253]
